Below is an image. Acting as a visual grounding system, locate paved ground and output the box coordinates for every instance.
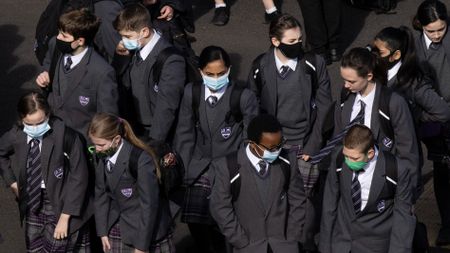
[1,0,450,252]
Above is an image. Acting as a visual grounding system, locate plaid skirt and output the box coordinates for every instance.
[25,190,90,253]
[108,222,175,253]
[181,173,214,224]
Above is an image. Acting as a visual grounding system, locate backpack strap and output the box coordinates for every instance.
[382,150,398,193]
[278,153,291,193]
[378,86,395,144]
[153,47,182,84]
[63,126,78,162]
[225,83,245,124]
[251,53,266,97]
[226,151,241,202]
[191,80,203,125]
[128,146,144,180]
[303,52,318,99]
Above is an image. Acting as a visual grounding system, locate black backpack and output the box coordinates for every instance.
[226,150,291,202]
[346,0,397,14]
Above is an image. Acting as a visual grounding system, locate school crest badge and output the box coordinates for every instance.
[121,188,133,198]
[377,199,386,213]
[221,127,232,139]
[382,137,392,149]
[79,96,90,106]
[54,167,64,179]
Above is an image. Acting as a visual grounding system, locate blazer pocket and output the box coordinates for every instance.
[52,165,65,180]
[77,89,96,109]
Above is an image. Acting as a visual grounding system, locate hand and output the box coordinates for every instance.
[115,41,130,56]
[36,71,50,88]
[54,213,70,240]
[134,249,148,253]
[101,236,111,252]
[158,5,174,21]
[10,182,18,198]
[162,152,176,167]
[301,154,310,161]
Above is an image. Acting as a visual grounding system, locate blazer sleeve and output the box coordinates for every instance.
[388,161,416,253]
[96,64,119,115]
[318,155,340,253]
[149,53,186,142]
[134,152,160,251]
[286,152,307,242]
[94,161,110,237]
[61,133,90,216]
[0,128,17,187]
[240,88,259,139]
[209,159,249,249]
[414,78,450,123]
[303,55,332,155]
[247,56,263,108]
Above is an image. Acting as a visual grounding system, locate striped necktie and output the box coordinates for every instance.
[279,65,290,79]
[26,139,42,213]
[352,171,362,215]
[258,160,268,176]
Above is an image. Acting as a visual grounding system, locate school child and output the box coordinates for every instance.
[413,0,450,245]
[174,46,258,253]
[113,3,186,145]
[35,8,119,142]
[210,114,306,253]
[0,92,93,252]
[89,113,174,253]
[319,124,416,253]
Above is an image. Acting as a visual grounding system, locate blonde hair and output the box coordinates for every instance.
[88,113,161,181]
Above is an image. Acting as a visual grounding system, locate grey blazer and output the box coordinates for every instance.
[334,84,419,198]
[0,117,93,234]
[319,150,416,253]
[247,49,332,155]
[173,82,258,184]
[209,147,306,253]
[94,140,171,251]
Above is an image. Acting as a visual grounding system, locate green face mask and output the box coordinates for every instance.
[96,141,118,159]
[344,157,368,171]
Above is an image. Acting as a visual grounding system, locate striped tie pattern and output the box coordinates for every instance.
[26,139,42,213]
[279,65,290,79]
[351,171,362,214]
[310,101,366,165]
[258,160,268,176]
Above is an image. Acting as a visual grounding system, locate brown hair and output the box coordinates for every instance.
[88,113,161,181]
[58,8,100,45]
[113,3,152,32]
[343,124,375,153]
[17,92,51,120]
[341,47,388,86]
[269,14,302,41]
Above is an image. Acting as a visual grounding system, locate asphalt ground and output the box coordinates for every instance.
[0,0,450,252]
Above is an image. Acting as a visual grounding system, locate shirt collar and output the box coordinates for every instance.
[356,83,376,105]
[64,47,89,69]
[27,135,43,145]
[204,84,227,101]
[273,48,298,72]
[139,30,161,61]
[107,141,124,164]
[362,146,378,174]
[387,61,402,81]
[423,32,433,50]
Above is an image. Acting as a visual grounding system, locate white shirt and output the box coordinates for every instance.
[107,141,124,170]
[350,83,376,128]
[64,47,89,69]
[245,145,268,173]
[387,61,402,81]
[204,84,227,101]
[274,48,298,73]
[27,136,45,188]
[139,30,161,61]
[423,32,433,50]
[353,147,379,210]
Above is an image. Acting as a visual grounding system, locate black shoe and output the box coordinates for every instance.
[264,10,281,24]
[436,227,450,246]
[212,7,229,26]
[329,48,342,62]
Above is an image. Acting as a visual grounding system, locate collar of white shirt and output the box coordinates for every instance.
[423,32,433,50]
[245,144,268,173]
[274,48,298,73]
[387,61,402,81]
[27,135,44,148]
[139,30,161,61]
[64,47,89,69]
[355,83,376,108]
[204,84,227,101]
[107,141,124,165]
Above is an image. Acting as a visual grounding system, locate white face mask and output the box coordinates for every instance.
[23,119,51,138]
[122,34,143,50]
[201,69,230,91]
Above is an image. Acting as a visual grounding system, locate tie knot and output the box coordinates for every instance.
[359,100,365,108]
[258,160,267,175]
[430,42,441,50]
[207,95,218,107]
[64,56,73,71]
[31,139,40,146]
[107,160,115,172]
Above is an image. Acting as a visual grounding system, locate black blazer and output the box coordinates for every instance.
[0,117,93,233]
[94,140,172,251]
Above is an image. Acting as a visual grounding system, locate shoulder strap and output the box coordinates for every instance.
[378,86,395,142]
[303,52,318,99]
[226,151,241,202]
[278,153,291,192]
[383,150,398,187]
[251,53,265,97]
[225,84,245,124]
[153,47,182,84]
[129,146,144,180]
[63,126,77,160]
[191,80,203,124]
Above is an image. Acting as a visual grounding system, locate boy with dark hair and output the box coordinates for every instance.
[319,124,416,253]
[210,114,306,253]
[113,3,186,145]
[36,8,119,141]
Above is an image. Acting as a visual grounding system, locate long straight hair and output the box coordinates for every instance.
[88,113,161,181]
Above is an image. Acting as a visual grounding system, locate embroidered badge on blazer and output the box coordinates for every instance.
[382,137,392,149]
[221,127,232,139]
[377,199,386,213]
[121,188,133,198]
[79,96,90,106]
[54,167,64,179]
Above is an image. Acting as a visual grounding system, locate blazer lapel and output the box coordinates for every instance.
[108,141,132,191]
[40,131,55,182]
[210,83,234,133]
[341,164,354,214]
[265,160,283,217]
[370,84,382,140]
[298,61,311,121]
[361,152,386,215]
[341,93,355,127]
[239,150,266,216]
[14,131,30,186]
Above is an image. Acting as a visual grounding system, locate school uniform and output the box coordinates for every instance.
[120,31,186,143]
[44,42,119,141]
[319,148,416,253]
[93,0,123,62]
[94,140,174,252]
[173,81,258,224]
[333,84,420,200]
[0,117,93,252]
[209,146,306,253]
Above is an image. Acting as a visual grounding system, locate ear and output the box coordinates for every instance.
[141,27,151,38]
[77,37,86,47]
[366,72,374,82]
[391,50,401,61]
[271,37,280,47]
[367,147,375,160]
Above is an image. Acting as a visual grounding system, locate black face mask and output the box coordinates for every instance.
[56,38,76,54]
[277,41,304,59]
[380,54,400,70]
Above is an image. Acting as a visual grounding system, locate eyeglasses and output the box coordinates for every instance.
[255,138,286,152]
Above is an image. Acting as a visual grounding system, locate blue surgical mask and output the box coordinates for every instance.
[202,69,230,91]
[23,119,51,138]
[122,36,141,51]
[255,144,281,163]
